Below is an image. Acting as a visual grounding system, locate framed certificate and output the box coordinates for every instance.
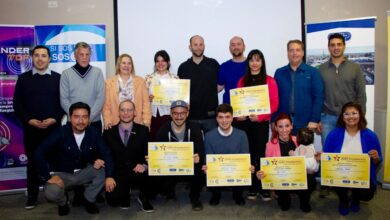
[206,154,251,187]
[148,142,194,176]
[230,85,270,117]
[151,78,190,106]
[321,153,370,188]
[260,156,307,190]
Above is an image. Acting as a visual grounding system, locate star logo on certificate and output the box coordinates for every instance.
[333,155,340,161]
[271,159,278,165]
[160,144,167,151]
[218,156,224,163]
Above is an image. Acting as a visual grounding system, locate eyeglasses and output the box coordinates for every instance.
[172,112,187,117]
[343,112,359,117]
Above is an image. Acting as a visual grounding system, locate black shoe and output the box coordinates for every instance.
[191,199,203,211]
[259,191,272,202]
[166,191,176,200]
[137,197,155,213]
[25,196,37,210]
[96,193,105,203]
[84,199,99,214]
[209,193,220,206]
[58,204,70,216]
[72,193,84,207]
[234,195,245,206]
[300,204,312,213]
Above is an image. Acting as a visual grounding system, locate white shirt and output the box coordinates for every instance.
[341,130,363,154]
[74,131,85,150]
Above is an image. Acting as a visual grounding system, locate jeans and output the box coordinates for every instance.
[320,113,338,147]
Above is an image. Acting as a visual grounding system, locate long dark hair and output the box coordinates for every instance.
[243,49,267,86]
[336,102,367,130]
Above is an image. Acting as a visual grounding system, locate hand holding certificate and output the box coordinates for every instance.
[230,85,270,117]
[206,154,251,187]
[151,78,190,106]
[260,156,307,190]
[321,153,370,188]
[148,142,194,176]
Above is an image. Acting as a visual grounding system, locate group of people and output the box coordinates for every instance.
[12,33,382,217]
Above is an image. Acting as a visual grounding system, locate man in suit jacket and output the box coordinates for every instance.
[35,102,115,216]
[103,100,154,212]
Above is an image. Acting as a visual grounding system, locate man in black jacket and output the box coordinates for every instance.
[35,102,115,216]
[103,100,154,212]
[155,100,205,211]
[13,45,64,209]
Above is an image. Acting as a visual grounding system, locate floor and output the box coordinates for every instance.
[0,183,389,220]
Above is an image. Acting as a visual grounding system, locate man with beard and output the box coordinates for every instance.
[13,45,64,209]
[103,100,154,212]
[217,36,247,104]
[155,100,205,211]
[178,35,220,133]
[34,102,115,216]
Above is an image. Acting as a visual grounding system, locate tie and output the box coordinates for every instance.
[124,129,129,146]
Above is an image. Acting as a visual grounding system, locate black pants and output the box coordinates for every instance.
[155,165,205,201]
[23,124,58,199]
[106,170,152,207]
[334,180,376,207]
[234,119,269,192]
[275,174,317,211]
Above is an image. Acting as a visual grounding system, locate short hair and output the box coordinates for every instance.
[154,50,171,70]
[189,35,203,44]
[74,42,91,52]
[271,113,293,144]
[297,128,314,146]
[69,102,90,116]
[32,45,50,57]
[336,102,367,130]
[119,99,135,110]
[287,39,304,50]
[328,33,345,46]
[216,103,233,115]
[230,36,245,45]
[115,53,136,75]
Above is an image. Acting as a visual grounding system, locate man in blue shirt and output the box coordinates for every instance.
[217,36,247,104]
[273,40,324,135]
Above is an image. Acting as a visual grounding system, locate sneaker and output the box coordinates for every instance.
[350,201,360,213]
[247,191,258,200]
[259,191,272,202]
[58,204,70,216]
[209,194,220,206]
[137,197,155,213]
[25,197,37,210]
[120,205,130,210]
[84,199,99,214]
[191,199,203,211]
[338,206,349,216]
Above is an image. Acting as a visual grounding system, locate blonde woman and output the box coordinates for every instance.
[103,54,151,129]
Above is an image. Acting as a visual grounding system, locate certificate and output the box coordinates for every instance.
[230,85,270,117]
[151,78,190,106]
[321,153,370,188]
[148,142,194,176]
[206,154,251,187]
[260,156,307,190]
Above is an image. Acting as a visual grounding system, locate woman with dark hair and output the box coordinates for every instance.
[258,113,317,212]
[235,49,278,201]
[145,50,178,140]
[324,102,382,216]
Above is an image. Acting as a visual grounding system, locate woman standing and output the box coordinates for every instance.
[145,50,178,140]
[324,102,382,216]
[103,54,151,129]
[235,49,278,201]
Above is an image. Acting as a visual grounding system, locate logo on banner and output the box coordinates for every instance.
[0,47,32,75]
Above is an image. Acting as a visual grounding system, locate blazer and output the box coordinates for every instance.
[35,124,113,181]
[103,75,151,128]
[265,136,297,157]
[103,123,149,175]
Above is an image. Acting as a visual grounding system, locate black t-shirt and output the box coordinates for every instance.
[279,139,296,156]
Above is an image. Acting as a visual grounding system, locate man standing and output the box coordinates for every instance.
[217,36,247,104]
[318,33,366,143]
[273,40,324,134]
[155,100,205,211]
[103,100,154,212]
[13,45,64,209]
[178,35,219,133]
[203,104,250,206]
[60,42,105,131]
[34,102,115,216]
